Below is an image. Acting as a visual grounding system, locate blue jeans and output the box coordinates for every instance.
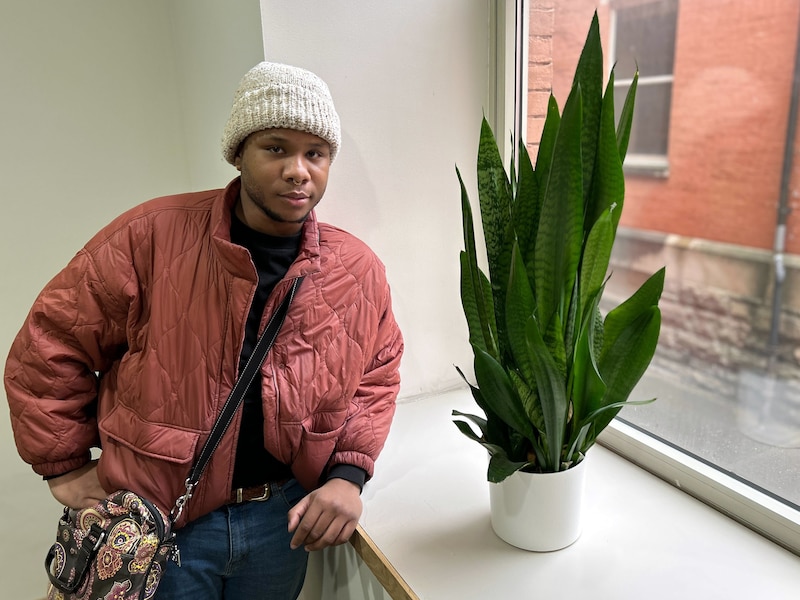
[155,479,309,600]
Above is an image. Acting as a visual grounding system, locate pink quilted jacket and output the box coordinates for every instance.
[4,179,403,527]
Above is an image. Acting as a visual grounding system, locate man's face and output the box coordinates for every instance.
[234,128,331,236]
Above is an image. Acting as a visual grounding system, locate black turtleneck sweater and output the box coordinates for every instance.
[229,213,366,491]
[230,214,299,488]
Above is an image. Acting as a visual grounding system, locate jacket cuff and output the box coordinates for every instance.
[34,453,92,479]
[326,464,366,493]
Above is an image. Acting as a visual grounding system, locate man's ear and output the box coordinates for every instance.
[233,140,245,171]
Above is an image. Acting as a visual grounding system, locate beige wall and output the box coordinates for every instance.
[0,1,262,597]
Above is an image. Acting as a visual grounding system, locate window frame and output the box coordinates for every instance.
[508,0,800,556]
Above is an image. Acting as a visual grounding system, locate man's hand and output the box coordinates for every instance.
[287,478,362,551]
[47,459,107,510]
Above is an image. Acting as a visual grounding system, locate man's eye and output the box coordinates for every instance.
[266,146,283,153]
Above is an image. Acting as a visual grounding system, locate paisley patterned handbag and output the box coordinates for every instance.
[42,276,303,600]
[45,490,173,600]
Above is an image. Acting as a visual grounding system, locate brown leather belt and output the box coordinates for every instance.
[228,479,288,505]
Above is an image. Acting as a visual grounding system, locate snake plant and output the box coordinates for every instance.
[454,13,664,481]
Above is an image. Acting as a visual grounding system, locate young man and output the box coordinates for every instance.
[4,62,403,599]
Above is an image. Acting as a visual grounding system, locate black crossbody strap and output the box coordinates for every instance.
[171,276,304,521]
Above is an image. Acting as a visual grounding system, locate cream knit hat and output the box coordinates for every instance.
[221,62,341,164]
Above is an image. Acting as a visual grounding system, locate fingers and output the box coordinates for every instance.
[290,509,356,551]
[287,496,308,534]
[288,479,362,551]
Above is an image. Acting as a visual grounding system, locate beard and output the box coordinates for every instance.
[240,178,313,225]
[253,201,310,225]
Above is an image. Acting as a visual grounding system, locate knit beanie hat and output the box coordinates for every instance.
[221,62,341,164]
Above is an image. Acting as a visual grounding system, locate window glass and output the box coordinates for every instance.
[613,0,677,160]
[526,0,800,510]
[614,81,672,155]
[614,0,678,78]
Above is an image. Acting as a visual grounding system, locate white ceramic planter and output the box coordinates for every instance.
[489,457,588,551]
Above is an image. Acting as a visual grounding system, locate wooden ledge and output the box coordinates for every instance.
[349,524,419,600]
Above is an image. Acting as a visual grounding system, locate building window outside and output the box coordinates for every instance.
[525,0,800,545]
[611,0,677,174]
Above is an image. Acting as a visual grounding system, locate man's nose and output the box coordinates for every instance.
[284,155,310,183]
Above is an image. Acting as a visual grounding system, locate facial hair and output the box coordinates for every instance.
[240,176,313,225]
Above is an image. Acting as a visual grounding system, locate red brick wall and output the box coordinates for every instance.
[528,0,800,254]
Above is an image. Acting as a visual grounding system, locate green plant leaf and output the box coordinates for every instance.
[536,95,561,173]
[616,71,639,162]
[572,11,603,202]
[579,397,656,427]
[488,452,531,483]
[460,251,497,356]
[513,140,540,271]
[508,363,545,434]
[473,347,536,441]
[587,71,625,233]
[593,306,661,436]
[535,83,584,334]
[603,267,665,350]
[455,365,510,446]
[569,287,607,432]
[579,397,657,456]
[524,316,568,471]
[451,418,530,482]
[566,422,592,465]
[505,243,537,386]
[534,95,561,204]
[588,269,664,438]
[477,118,515,354]
[458,168,498,357]
[452,410,488,439]
[579,208,615,320]
[563,272,579,367]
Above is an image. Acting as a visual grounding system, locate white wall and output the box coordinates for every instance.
[0,2,263,597]
[258,2,493,598]
[260,0,491,399]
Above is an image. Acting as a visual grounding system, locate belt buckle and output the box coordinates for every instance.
[232,483,272,504]
[250,483,271,502]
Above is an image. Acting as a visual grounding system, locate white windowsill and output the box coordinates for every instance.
[599,419,800,553]
[623,154,670,178]
[355,389,800,599]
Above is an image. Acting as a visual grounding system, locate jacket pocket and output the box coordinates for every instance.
[99,402,199,464]
[292,417,346,490]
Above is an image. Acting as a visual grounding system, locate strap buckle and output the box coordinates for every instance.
[170,479,195,522]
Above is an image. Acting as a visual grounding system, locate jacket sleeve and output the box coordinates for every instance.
[329,276,404,480]
[4,247,129,477]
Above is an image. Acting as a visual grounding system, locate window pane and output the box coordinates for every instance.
[614,81,672,155]
[525,0,800,512]
[614,0,678,79]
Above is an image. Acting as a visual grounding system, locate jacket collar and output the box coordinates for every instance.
[210,177,322,279]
